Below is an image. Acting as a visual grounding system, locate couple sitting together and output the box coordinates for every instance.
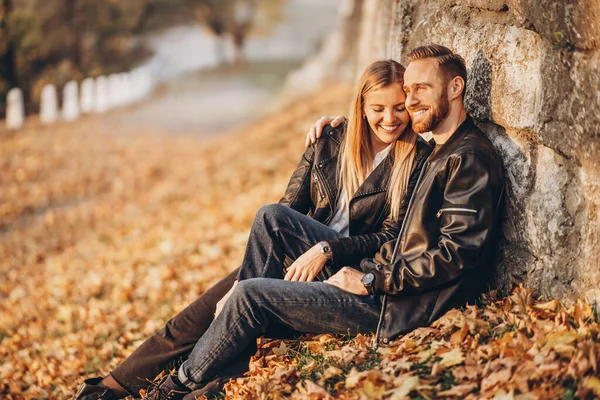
[74,44,505,400]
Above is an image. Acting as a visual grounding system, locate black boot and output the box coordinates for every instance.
[72,377,118,400]
[144,374,191,400]
[182,374,230,400]
[182,352,250,400]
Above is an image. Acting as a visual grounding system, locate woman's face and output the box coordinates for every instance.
[362,83,410,153]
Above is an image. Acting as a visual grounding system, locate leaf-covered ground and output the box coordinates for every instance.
[1,85,599,399]
[225,288,600,399]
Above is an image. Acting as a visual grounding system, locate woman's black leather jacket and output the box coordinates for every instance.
[279,124,432,268]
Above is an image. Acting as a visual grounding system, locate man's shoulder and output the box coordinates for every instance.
[452,119,501,165]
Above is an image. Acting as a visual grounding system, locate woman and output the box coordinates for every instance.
[74,59,430,400]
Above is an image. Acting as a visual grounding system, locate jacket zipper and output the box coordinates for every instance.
[436,207,477,218]
[316,167,336,225]
[372,162,429,348]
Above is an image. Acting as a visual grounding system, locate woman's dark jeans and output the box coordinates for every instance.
[109,204,346,395]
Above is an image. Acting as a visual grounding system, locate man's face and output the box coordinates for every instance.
[403,58,450,134]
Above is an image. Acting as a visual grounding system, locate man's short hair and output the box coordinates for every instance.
[406,44,467,99]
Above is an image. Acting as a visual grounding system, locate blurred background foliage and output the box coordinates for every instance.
[0,0,286,115]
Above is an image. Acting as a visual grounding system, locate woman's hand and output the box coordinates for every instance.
[305,115,347,147]
[214,280,238,318]
[284,244,329,282]
[324,267,368,296]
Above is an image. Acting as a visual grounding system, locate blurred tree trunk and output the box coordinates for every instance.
[64,0,84,69]
[231,23,250,67]
[133,0,156,34]
[0,0,18,89]
[207,17,227,66]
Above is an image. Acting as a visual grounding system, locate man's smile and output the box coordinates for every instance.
[411,109,428,118]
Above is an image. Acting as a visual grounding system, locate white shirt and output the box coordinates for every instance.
[327,145,393,236]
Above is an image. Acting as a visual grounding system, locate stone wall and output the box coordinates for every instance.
[291,0,600,303]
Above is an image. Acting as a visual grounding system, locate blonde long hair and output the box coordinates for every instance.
[338,60,417,219]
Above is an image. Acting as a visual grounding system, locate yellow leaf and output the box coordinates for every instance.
[541,331,577,352]
[387,375,420,400]
[272,341,288,356]
[533,299,561,311]
[361,379,386,400]
[439,348,465,367]
[584,376,600,396]
[344,367,363,389]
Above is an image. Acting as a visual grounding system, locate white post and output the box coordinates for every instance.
[94,76,108,113]
[6,88,25,130]
[40,84,58,124]
[121,73,132,105]
[80,77,95,114]
[108,74,121,109]
[61,80,80,122]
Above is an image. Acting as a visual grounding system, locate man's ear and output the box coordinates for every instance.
[449,76,465,100]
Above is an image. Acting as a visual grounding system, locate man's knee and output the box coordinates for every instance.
[231,279,266,308]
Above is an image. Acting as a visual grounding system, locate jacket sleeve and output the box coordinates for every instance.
[362,152,500,295]
[278,142,316,214]
[326,149,426,268]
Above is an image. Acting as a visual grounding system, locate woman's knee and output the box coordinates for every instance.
[254,204,289,228]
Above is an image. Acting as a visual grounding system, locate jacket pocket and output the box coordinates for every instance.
[436,207,478,218]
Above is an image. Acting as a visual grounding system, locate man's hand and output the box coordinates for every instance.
[324,267,368,296]
[305,115,347,147]
[284,244,329,282]
[214,280,238,318]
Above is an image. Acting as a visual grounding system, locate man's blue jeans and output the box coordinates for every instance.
[178,279,381,389]
[177,204,382,389]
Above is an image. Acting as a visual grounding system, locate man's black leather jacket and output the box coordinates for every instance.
[280,124,432,268]
[360,117,505,343]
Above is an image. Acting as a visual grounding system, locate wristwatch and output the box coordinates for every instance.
[318,241,332,260]
[361,272,375,295]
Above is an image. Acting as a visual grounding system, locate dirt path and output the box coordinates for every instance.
[110,61,302,136]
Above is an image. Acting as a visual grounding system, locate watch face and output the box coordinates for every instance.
[361,273,375,286]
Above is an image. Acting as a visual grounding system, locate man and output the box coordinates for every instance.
[141,44,505,399]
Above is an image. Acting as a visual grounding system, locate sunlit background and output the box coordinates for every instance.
[0,0,342,132]
[0,1,355,398]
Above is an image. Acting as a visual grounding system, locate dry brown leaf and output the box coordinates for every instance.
[318,366,343,384]
[481,367,512,392]
[436,382,478,397]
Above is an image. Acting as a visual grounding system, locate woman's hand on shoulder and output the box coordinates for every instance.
[284,244,329,282]
[305,115,347,147]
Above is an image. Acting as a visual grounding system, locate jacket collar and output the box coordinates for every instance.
[427,116,474,162]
